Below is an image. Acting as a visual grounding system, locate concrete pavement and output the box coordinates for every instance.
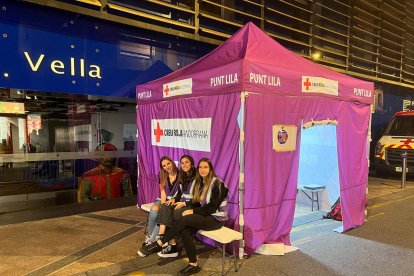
[0,176,413,276]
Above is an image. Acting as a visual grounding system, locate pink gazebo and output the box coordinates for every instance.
[136,22,374,256]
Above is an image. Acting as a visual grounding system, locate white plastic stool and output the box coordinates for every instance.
[297,185,325,211]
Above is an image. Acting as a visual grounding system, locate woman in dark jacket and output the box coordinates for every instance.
[138,158,228,276]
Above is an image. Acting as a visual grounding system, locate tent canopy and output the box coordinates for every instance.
[137,22,373,105]
[136,22,374,254]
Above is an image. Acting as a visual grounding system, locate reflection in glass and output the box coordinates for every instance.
[0,89,137,212]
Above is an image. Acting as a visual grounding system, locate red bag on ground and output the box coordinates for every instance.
[323,198,342,221]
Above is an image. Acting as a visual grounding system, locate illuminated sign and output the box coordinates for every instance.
[0,102,25,114]
[24,52,102,79]
[27,114,42,135]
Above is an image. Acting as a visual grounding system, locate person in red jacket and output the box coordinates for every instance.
[79,143,132,202]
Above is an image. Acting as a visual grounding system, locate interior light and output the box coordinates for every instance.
[312,52,321,60]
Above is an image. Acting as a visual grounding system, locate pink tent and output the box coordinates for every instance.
[136,22,374,255]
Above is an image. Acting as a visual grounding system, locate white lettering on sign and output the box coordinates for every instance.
[151,118,211,152]
[210,73,238,87]
[23,51,102,79]
[137,90,152,99]
[249,73,281,86]
[353,88,372,98]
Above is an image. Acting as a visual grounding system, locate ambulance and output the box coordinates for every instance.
[373,111,414,176]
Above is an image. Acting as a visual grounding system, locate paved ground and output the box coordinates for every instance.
[0,176,413,276]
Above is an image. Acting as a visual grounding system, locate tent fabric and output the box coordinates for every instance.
[137,93,240,207]
[243,94,371,251]
[137,23,372,105]
[243,94,302,250]
[136,22,374,253]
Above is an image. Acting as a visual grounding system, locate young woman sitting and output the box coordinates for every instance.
[138,158,228,276]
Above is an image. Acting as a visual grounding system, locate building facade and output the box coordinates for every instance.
[1,0,413,213]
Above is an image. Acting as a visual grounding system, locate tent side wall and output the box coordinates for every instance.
[243,93,372,252]
[136,93,241,219]
[336,101,371,231]
[243,94,303,252]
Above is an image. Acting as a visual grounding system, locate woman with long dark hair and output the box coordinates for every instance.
[139,155,196,258]
[143,156,180,246]
[138,158,228,275]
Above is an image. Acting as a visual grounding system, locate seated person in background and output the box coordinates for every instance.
[79,143,132,202]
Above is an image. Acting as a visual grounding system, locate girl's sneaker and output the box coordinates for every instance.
[141,235,151,247]
[137,241,162,257]
[157,243,179,258]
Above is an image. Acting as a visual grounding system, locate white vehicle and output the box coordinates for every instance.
[373,111,414,176]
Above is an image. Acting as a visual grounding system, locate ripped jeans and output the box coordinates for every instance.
[146,200,161,243]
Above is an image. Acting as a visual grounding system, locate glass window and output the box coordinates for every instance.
[0,88,137,212]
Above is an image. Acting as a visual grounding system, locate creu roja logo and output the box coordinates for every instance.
[303,78,336,90]
[154,122,163,142]
[153,122,209,143]
[164,83,192,96]
[162,78,193,98]
[163,85,170,96]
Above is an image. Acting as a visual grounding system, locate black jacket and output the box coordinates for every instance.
[191,178,228,216]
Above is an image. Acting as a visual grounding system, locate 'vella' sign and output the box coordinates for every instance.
[23,52,102,79]
[0,17,145,98]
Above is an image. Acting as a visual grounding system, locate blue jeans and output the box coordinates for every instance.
[147,200,161,242]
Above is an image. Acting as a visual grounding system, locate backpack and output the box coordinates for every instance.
[323,198,342,221]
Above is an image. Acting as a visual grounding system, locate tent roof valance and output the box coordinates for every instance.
[137,22,373,105]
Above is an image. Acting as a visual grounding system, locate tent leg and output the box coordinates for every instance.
[238,92,247,259]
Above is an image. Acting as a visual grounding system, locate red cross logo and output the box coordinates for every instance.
[398,138,414,149]
[303,78,311,90]
[164,85,170,96]
[154,122,163,143]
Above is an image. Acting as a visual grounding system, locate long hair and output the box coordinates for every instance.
[192,158,216,204]
[180,155,196,185]
[159,156,179,185]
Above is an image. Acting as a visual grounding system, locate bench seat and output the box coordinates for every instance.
[140,203,154,234]
[140,203,243,275]
[198,226,243,275]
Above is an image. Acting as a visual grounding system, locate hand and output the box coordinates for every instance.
[182,209,193,216]
[174,202,185,210]
[164,198,175,206]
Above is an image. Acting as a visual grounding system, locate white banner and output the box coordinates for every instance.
[151,118,211,152]
[302,76,338,96]
[162,78,192,98]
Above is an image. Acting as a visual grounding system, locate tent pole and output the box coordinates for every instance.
[366,106,373,219]
[136,104,140,207]
[238,92,247,259]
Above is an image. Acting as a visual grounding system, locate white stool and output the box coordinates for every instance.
[198,226,243,275]
[297,185,325,211]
